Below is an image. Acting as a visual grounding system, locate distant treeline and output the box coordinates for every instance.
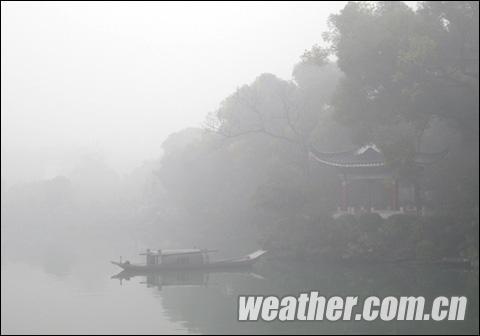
[153,2,478,261]
[3,2,478,263]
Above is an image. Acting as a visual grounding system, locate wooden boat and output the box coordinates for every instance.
[111,248,267,271]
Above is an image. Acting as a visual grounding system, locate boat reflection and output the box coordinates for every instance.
[109,261,478,334]
[111,267,264,290]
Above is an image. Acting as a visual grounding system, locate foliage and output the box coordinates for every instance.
[151,1,478,262]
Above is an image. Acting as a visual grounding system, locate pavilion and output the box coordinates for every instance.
[309,144,446,218]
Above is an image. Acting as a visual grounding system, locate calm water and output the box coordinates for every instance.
[1,247,478,334]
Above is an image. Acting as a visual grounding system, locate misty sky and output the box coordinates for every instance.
[3,1,351,186]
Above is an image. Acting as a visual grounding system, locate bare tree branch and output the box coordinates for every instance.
[203,85,314,147]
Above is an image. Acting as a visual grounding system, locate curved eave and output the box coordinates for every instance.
[309,149,448,168]
[308,152,385,168]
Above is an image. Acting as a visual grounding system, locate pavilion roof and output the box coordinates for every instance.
[309,144,447,169]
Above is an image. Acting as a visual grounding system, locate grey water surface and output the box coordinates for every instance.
[2,242,478,335]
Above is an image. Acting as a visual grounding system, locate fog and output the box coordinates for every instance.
[2,1,348,185]
[1,1,478,335]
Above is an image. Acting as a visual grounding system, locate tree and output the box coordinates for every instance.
[318,1,478,146]
[302,1,478,217]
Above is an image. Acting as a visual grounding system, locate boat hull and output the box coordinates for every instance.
[111,249,267,272]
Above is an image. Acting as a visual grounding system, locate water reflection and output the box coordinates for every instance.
[110,261,479,334]
[111,268,263,290]
[1,238,478,334]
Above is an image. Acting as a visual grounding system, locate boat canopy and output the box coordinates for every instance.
[140,248,217,256]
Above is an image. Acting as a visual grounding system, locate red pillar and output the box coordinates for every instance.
[414,179,421,216]
[367,180,373,212]
[391,179,399,211]
[341,179,348,211]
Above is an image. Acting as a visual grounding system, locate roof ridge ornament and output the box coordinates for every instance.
[356,143,381,155]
